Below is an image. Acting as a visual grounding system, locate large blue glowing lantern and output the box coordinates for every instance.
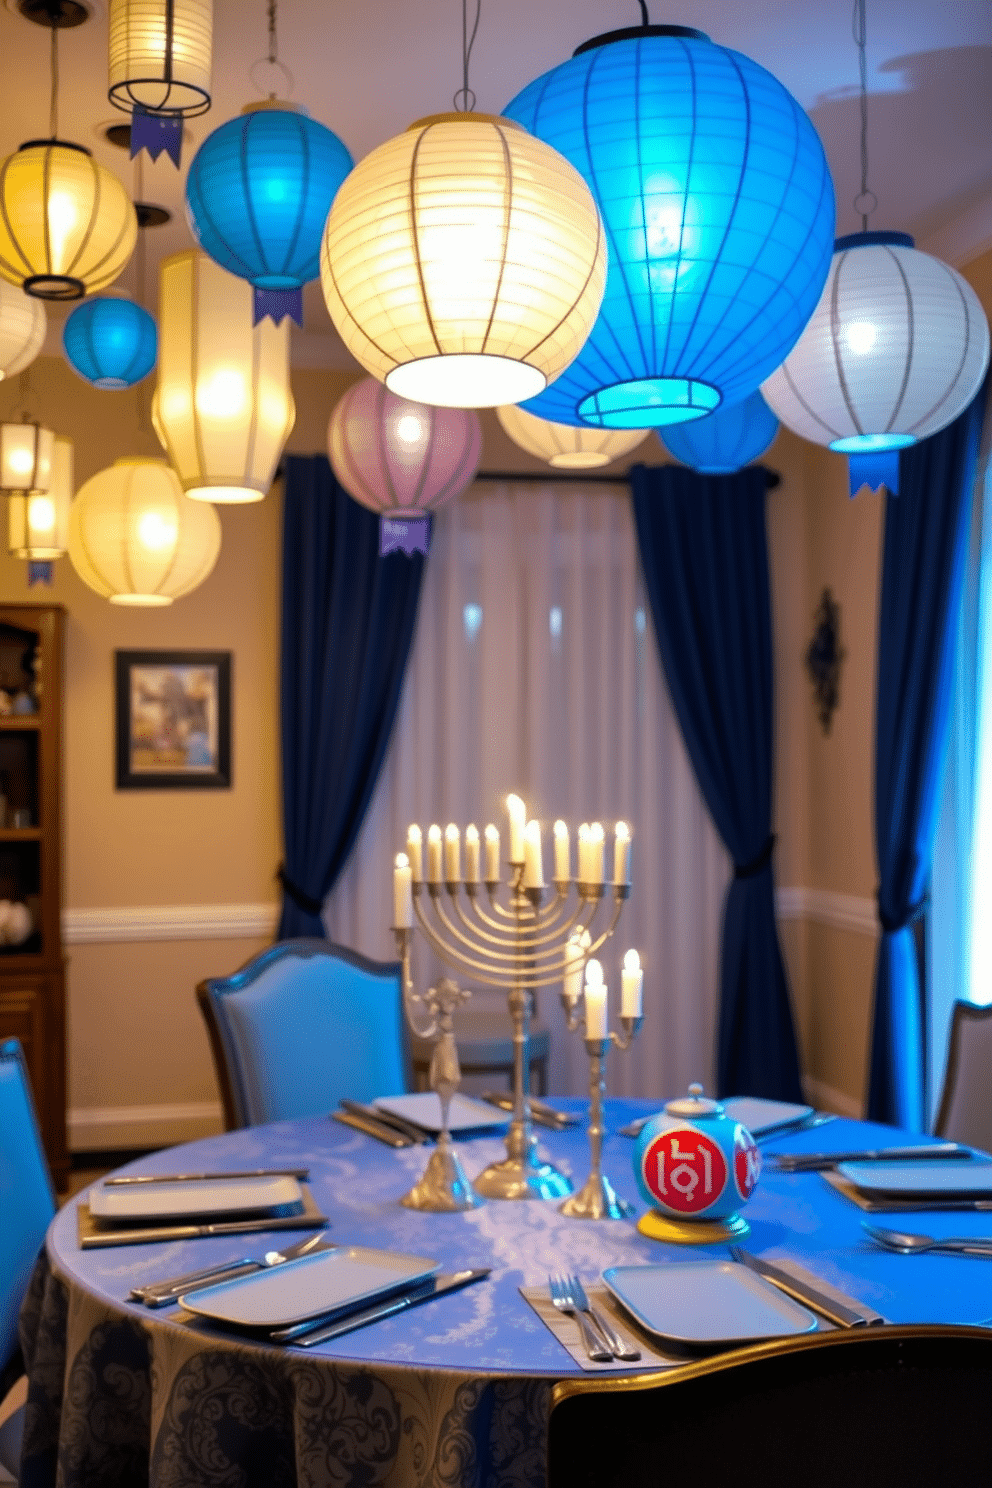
[659,391,779,474]
[62,296,157,389]
[185,102,353,326]
[504,24,836,429]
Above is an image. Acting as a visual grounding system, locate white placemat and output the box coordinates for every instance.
[519,1283,682,1373]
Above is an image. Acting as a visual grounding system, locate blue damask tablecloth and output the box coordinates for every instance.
[18,1100,992,1488]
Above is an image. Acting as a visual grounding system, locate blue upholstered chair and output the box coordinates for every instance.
[197,938,410,1129]
[0,1038,57,1481]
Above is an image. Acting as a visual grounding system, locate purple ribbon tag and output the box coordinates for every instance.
[253,287,304,326]
[27,561,53,587]
[380,517,430,557]
[848,449,901,498]
[130,108,183,167]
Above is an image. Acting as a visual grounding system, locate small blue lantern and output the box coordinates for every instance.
[659,392,779,474]
[62,296,157,390]
[185,102,353,326]
[504,25,835,430]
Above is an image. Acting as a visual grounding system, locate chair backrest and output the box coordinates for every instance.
[0,1038,56,1383]
[197,937,410,1129]
[935,999,992,1151]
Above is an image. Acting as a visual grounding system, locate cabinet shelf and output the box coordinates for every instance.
[0,717,41,730]
[0,827,42,840]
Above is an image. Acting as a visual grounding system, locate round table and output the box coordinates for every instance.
[18,1101,992,1488]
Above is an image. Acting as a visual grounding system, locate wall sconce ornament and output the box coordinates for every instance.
[805,587,845,735]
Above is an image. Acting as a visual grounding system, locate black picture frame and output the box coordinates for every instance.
[115,649,232,790]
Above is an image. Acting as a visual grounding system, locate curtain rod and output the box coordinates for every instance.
[275,462,781,490]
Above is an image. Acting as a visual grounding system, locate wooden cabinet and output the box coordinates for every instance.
[0,604,67,1188]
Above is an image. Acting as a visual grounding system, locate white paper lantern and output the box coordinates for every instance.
[496,403,649,470]
[0,281,45,381]
[108,0,212,117]
[154,250,295,502]
[67,457,220,604]
[0,422,54,492]
[320,113,606,409]
[8,437,73,559]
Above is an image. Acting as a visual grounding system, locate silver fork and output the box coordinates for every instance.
[132,1231,332,1306]
[565,1273,641,1361]
[549,1273,612,1361]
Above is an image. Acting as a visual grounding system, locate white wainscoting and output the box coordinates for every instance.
[63,902,280,945]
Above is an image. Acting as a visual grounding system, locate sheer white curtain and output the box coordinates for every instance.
[324,480,729,1100]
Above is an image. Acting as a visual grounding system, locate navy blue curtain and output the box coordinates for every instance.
[278,456,427,938]
[631,463,803,1100]
[868,381,988,1129]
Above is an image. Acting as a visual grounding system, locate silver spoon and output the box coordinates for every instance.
[862,1222,992,1257]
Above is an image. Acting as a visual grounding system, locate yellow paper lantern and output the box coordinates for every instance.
[67,457,220,605]
[0,421,54,493]
[320,113,606,409]
[0,141,137,302]
[496,403,650,470]
[0,280,45,381]
[154,250,295,502]
[108,0,212,117]
[8,437,73,559]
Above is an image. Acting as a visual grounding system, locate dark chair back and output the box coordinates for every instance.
[935,999,992,1151]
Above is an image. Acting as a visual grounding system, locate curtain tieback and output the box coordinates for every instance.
[877,892,928,935]
[733,834,776,879]
[277,865,324,916]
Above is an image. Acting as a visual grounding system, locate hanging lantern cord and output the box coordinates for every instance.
[852,0,878,231]
[48,22,59,138]
[637,1,650,25]
[249,0,294,98]
[453,0,481,112]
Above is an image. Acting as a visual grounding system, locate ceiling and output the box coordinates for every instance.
[2,0,991,370]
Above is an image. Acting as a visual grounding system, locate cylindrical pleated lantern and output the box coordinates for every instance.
[154,250,295,502]
[67,457,221,604]
[320,113,606,409]
[0,422,54,492]
[496,403,649,469]
[504,26,835,429]
[8,437,73,559]
[659,392,779,474]
[328,378,482,516]
[0,141,137,301]
[0,280,45,381]
[63,295,157,389]
[108,0,212,115]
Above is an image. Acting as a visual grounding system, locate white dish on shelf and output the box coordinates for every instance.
[374,1092,510,1134]
[88,1175,304,1223]
[722,1097,815,1136]
[837,1159,992,1200]
[601,1262,818,1346]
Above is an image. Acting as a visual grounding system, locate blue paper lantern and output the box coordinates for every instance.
[504,25,835,429]
[62,296,157,389]
[659,391,779,474]
[185,103,353,325]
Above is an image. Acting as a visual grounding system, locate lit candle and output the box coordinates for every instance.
[393,852,413,927]
[445,823,461,882]
[584,957,608,1039]
[484,824,500,882]
[406,824,423,882]
[563,926,589,1005]
[427,824,443,884]
[506,793,526,862]
[621,948,643,1018]
[465,824,480,883]
[589,822,605,885]
[614,821,631,885]
[577,823,590,883]
[523,819,544,888]
[553,819,570,882]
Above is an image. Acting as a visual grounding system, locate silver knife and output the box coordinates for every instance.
[331,1109,413,1147]
[480,1092,578,1129]
[730,1247,886,1328]
[106,1168,311,1185]
[338,1099,431,1144]
[271,1268,491,1346]
[769,1142,971,1172]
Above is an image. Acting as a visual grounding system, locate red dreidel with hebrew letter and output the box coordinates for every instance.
[634,1083,761,1243]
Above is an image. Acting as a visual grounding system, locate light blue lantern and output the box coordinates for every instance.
[62,296,157,390]
[185,103,353,326]
[504,24,835,429]
[659,391,779,474]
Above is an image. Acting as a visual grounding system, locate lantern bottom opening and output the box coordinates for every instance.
[549,451,613,470]
[186,485,265,504]
[93,377,130,390]
[386,354,546,409]
[109,594,173,607]
[830,432,916,454]
[578,377,720,430]
[24,273,85,302]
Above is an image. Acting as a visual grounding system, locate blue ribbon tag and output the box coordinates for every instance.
[848,449,901,498]
[380,517,430,557]
[130,108,183,167]
[253,287,304,327]
[27,562,53,587]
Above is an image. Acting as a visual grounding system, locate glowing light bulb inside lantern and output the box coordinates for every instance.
[395,413,426,445]
[47,192,78,270]
[8,449,32,476]
[846,321,877,355]
[27,495,55,534]
[196,368,248,419]
[137,511,178,551]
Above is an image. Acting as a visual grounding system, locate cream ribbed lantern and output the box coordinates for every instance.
[109,0,212,118]
[67,457,220,605]
[496,403,649,470]
[320,113,606,409]
[0,422,54,493]
[0,281,45,381]
[154,251,295,502]
[0,142,137,301]
[8,437,73,560]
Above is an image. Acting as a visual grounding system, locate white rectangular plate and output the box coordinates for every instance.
[88,1175,304,1223]
[722,1097,815,1136]
[374,1092,510,1134]
[838,1159,992,1199]
[602,1262,818,1346]
[181,1246,439,1330]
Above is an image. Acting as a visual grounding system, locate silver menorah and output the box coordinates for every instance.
[393,795,632,1201]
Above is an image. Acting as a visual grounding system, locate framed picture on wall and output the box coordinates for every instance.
[115,650,232,790]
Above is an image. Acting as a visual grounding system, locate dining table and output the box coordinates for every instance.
[17,1097,992,1488]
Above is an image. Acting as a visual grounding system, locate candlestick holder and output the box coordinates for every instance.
[559,1012,643,1219]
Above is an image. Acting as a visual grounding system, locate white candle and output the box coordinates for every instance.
[621,948,643,1018]
[563,927,589,1005]
[523,819,544,888]
[589,822,605,885]
[584,957,608,1038]
[406,824,423,882]
[465,824,480,883]
[484,824,500,882]
[614,821,631,885]
[427,823,443,884]
[553,819,570,882]
[444,823,461,882]
[393,852,413,927]
[506,793,526,862]
[577,823,590,883]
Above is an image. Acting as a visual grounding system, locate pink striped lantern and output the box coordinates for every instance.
[328,378,482,556]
